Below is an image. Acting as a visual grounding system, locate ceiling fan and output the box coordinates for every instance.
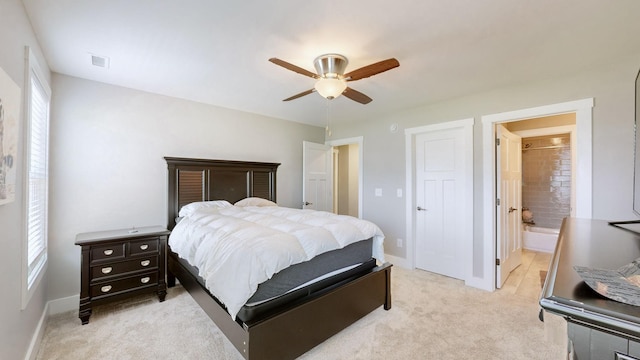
[268,54,399,104]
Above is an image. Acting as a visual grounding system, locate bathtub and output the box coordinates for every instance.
[522,225,559,253]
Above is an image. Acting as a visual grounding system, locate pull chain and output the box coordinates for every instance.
[325,99,332,137]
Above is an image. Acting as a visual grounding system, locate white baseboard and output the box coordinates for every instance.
[48,294,79,315]
[465,276,494,291]
[523,241,555,254]
[23,294,78,360]
[384,253,495,292]
[23,302,48,360]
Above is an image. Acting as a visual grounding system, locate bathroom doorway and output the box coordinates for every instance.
[480,98,593,292]
[498,114,576,287]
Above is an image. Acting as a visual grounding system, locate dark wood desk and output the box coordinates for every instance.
[540,218,640,359]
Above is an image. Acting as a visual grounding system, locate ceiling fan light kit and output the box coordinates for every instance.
[313,54,349,99]
[269,54,399,104]
[314,78,347,99]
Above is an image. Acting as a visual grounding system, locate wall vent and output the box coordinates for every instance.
[90,54,110,68]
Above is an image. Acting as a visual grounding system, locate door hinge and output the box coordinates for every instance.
[496,138,500,146]
[496,198,500,206]
[496,258,501,266]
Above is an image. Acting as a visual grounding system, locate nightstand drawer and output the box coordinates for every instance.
[90,272,158,298]
[91,257,158,280]
[130,238,159,256]
[91,243,126,262]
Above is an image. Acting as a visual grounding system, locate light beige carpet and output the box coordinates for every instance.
[36,267,566,359]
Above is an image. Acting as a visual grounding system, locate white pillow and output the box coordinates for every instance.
[179,200,232,217]
[234,197,277,207]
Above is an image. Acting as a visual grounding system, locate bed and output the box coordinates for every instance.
[164,156,392,360]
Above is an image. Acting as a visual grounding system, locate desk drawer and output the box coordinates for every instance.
[91,257,157,280]
[90,272,158,298]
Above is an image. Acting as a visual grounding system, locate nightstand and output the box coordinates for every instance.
[75,225,170,324]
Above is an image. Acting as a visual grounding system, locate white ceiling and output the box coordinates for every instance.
[21,0,640,127]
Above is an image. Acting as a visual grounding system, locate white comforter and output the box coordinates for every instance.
[168,205,385,320]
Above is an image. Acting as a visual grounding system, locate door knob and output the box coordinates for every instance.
[304,201,313,206]
[508,207,517,213]
[417,206,427,211]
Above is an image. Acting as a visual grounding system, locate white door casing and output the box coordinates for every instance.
[414,127,466,280]
[496,124,522,288]
[303,141,333,211]
[479,98,593,292]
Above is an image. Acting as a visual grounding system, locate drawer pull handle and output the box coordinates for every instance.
[139,244,149,250]
[103,249,114,256]
[140,260,151,267]
[101,285,112,293]
[101,267,113,274]
[140,277,151,284]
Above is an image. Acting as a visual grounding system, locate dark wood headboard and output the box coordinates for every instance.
[165,157,280,230]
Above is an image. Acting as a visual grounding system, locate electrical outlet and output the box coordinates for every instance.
[397,238,403,248]
[396,188,403,198]
[375,188,382,197]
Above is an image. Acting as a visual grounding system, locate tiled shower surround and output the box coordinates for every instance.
[521,134,571,230]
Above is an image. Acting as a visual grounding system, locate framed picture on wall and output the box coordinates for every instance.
[0,66,21,205]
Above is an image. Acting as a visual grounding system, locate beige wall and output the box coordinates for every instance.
[0,1,52,359]
[48,74,325,301]
[328,54,640,282]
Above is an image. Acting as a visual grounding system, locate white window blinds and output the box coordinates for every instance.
[25,51,50,291]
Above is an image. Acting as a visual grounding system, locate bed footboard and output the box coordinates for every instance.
[168,251,392,360]
[246,262,392,360]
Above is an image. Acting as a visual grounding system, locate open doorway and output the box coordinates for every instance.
[313,136,363,218]
[333,143,360,217]
[303,138,362,216]
[479,98,593,292]
[496,115,576,288]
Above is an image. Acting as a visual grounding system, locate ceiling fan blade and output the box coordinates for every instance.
[269,58,319,79]
[342,87,372,104]
[344,58,400,81]
[283,89,315,101]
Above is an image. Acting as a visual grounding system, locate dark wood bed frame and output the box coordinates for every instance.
[165,157,392,360]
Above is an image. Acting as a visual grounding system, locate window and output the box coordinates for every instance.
[22,47,50,307]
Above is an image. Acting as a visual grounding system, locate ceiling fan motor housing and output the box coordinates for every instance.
[314,54,348,79]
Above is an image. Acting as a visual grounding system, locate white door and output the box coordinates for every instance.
[414,128,466,280]
[303,141,333,212]
[496,124,523,288]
